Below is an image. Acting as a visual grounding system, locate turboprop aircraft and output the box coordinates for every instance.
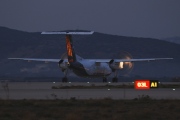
[9,31,173,82]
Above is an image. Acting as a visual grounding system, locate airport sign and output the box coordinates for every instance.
[135,80,159,90]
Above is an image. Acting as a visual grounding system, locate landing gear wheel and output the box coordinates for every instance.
[103,78,107,82]
[112,77,118,83]
[62,77,68,83]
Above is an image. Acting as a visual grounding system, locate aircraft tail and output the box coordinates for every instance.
[41,31,94,63]
[66,35,76,62]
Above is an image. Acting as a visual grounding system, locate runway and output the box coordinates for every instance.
[0,82,180,100]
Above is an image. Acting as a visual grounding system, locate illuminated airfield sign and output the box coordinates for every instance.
[135,80,159,90]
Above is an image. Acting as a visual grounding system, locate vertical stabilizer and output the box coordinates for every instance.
[66,35,76,62]
[41,31,94,63]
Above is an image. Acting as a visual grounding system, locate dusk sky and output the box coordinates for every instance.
[0,0,180,39]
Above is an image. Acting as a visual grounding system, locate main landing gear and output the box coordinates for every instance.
[102,77,118,83]
[103,77,107,82]
[112,77,118,83]
[112,70,118,83]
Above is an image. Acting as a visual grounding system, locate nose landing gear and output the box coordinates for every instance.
[62,77,68,83]
[62,69,69,83]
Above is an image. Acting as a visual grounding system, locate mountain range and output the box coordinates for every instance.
[0,26,180,79]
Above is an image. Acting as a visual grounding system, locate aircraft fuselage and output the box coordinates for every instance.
[70,60,112,78]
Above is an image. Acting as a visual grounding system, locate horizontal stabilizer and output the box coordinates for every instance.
[41,31,94,35]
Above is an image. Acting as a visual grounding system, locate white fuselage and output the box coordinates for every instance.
[70,59,112,78]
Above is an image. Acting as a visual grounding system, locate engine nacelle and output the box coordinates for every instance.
[109,60,124,70]
[58,60,68,71]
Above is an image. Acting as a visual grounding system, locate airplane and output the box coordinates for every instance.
[9,31,173,82]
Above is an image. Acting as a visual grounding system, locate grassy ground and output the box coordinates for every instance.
[0,99,180,120]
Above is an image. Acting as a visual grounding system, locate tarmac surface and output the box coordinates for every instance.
[0,82,180,100]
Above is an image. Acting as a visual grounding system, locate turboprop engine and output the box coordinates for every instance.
[58,59,68,72]
[109,51,134,75]
[58,52,69,72]
[109,59,124,70]
[58,52,83,72]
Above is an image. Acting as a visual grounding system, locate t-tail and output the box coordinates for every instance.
[41,31,94,63]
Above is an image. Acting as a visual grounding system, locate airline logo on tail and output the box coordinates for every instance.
[66,35,75,62]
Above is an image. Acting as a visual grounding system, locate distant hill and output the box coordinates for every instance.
[162,37,180,44]
[0,26,180,78]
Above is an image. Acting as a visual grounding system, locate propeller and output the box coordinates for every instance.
[112,51,134,76]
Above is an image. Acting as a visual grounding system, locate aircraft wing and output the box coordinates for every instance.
[90,58,173,63]
[8,57,173,63]
[8,58,60,62]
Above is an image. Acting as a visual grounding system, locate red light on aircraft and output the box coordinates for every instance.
[135,80,150,90]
